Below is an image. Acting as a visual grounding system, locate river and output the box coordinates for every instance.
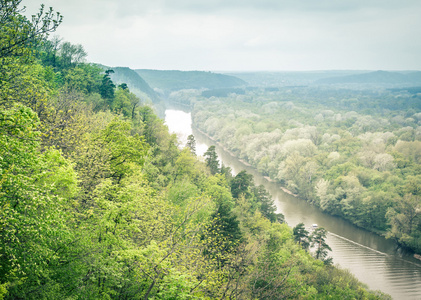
[164,108,421,299]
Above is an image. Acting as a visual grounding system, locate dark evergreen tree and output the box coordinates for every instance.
[100,69,116,104]
[118,82,128,90]
[253,185,284,223]
[293,223,310,250]
[204,145,219,174]
[202,201,243,268]
[230,170,253,199]
[310,227,332,264]
[186,134,196,155]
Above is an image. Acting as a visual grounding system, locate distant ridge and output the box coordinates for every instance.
[223,70,370,87]
[135,69,247,92]
[110,67,160,101]
[315,70,421,86]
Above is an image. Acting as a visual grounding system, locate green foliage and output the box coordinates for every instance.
[231,170,253,199]
[57,41,87,69]
[386,194,421,250]
[0,0,62,70]
[293,223,310,250]
[64,65,99,93]
[168,177,199,206]
[112,86,139,118]
[186,134,196,155]
[0,105,74,298]
[201,204,243,267]
[0,4,390,298]
[204,145,219,174]
[100,69,116,103]
[310,228,332,264]
[99,117,148,181]
[192,85,421,253]
[253,184,284,223]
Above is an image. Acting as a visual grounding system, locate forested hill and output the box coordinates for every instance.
[109,67,160,102]
[0,1,393,299]
[222,70,421,88]
[136,69,247,93]
[315,70,421,86]
[222,70,370,87]
[191,85,421,255]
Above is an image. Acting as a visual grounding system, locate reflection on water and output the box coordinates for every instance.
[165,109,208,156]
[165,108,421,299]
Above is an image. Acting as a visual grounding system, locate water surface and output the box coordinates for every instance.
[165,108,421,299]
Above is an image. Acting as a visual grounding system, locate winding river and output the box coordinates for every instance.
[164,108,421,299]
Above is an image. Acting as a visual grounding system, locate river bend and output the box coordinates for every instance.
[165,108,421,299]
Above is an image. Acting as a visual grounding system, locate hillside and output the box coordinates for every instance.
[135,69,247,93]
[223,70,370,87]
[110,67,160,101]
[316,70,421,86]
[0,2,397,299]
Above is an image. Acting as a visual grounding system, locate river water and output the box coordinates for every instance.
[164,108,421,299]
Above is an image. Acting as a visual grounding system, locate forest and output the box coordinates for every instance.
[0,1,395,299]
[190,82,421,254]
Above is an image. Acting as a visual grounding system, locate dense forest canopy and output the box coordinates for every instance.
[190,83,421,254]
[0,1,395,299]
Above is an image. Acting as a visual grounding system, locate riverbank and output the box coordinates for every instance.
[167,108,421,299]
[193,126,419,253]
[194,127,249,163]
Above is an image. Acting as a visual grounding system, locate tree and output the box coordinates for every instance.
[0,2,62,111]
[386,194,421,251]
[0,1,62,109]
[253,185,284,223]
[63,66,96,93]
[58,41,87,69]
[204,145,219,174]
[112,86,140,118]
[220,164,233,183]
[202,201,243,268]
[230,170,253,199]
[37,34,62,69]
[99,118,148,183]
[310,227,332,264]
[293,223,310,250]
[100,69,116,104]
[173,148,200,182]
[0,0,62,65]
[41,88,92,153]
[186,134,196,155]
[118,82,128,90]
[0,104,75,298]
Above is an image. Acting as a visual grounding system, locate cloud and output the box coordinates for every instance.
[159,0,418,14]
[21,0,421,71]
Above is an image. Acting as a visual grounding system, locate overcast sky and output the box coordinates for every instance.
[23,0,421,71]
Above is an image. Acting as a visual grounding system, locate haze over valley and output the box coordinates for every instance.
[1,0,420,299]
